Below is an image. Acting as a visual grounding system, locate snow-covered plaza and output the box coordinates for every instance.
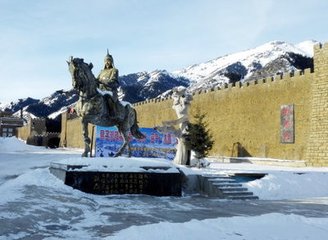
[1,137,328,239]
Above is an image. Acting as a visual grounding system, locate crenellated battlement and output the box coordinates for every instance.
[133,96,172,106]
[314,41,328,51]
[133,66,314,107]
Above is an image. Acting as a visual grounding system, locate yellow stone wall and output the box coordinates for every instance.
[135,71,312,162]
[60,112,95,149]
[17,123,31,141]
[305,43,328,166]
[134,99,176,128]
[60,43,328,166]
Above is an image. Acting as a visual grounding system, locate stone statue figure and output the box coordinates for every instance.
[156,86,192,165]
[97,50,119,101]
[67,57,145,157]
[97,50,120,120]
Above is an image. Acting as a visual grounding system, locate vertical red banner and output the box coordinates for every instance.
[280,104,294,143]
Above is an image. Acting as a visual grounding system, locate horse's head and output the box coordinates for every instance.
[67,57,94,91]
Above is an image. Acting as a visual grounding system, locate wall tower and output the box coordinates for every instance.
[306,43,328,166]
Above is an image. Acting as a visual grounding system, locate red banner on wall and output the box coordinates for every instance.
[280,104,294,143]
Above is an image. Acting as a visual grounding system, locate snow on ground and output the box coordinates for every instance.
[111,213,328,240]
[192,162,328,200]
[0,137,328,239]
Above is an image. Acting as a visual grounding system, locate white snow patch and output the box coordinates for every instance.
[110,213,328,240]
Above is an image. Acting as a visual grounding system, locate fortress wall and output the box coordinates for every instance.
[17,124,31,141]
[60,112,95,149]
[305,43,328,166]
[61,43,328,166]
[191,71,312,160]
[134,98,176,128]
[65,117,85,148]
[134,71,312,162]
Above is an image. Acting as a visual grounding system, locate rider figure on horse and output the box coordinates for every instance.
[97,50,120,120]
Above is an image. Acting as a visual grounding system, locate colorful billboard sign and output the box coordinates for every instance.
[95,126,177,160]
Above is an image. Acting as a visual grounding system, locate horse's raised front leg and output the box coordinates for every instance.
[114,130,129,157]
[81,119,91,157]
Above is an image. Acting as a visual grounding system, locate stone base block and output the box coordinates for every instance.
[50,162,182,196]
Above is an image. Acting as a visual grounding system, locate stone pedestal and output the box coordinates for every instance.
[50,160,182,196]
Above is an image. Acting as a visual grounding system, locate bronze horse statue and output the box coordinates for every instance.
[67,57,145,157]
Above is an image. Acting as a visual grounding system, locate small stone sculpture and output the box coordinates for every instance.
[156,86,192,165]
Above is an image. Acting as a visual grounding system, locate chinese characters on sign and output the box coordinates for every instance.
[93,172,149,194]
[95,127,177,160]
[64,170,182,196]
[280,104,294,143]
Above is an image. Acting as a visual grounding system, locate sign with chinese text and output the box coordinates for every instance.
[280,104,294,143]
[95,126,177,160]
[64,170,182,196]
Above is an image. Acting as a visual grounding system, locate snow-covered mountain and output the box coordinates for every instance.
[119,70,190,103]
[0,90,78,121]
[24,89,78,119]
[174,40,316,92]
[1,40,317,119]
[0,97,39,114]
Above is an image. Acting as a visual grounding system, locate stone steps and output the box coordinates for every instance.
[220,187,248,192]
[208,178,236,183]
[222,190,253,196]
[201,174,259,200]
[226,195,259,200]
[212,182,243,188]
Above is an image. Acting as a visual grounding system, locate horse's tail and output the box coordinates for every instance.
[130,109,145,139]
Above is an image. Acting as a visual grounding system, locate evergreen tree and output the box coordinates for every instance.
[185,112,214,159]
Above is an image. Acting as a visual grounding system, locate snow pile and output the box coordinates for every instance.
[245,171,328,200]
[0,137,41,152]
[110,213,328,240]
[0,168,67,204]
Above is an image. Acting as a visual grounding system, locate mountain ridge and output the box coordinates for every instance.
[0,40,317,120]
[173,40,316,92]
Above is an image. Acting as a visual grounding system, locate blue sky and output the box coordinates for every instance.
[0,0,328,104]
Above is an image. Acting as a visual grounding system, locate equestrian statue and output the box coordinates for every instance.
[67,55,145,157]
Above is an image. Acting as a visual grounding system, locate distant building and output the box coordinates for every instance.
[17,116,61,148]
[0,111,24,137]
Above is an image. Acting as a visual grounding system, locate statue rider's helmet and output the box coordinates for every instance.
[104,49,113,63]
